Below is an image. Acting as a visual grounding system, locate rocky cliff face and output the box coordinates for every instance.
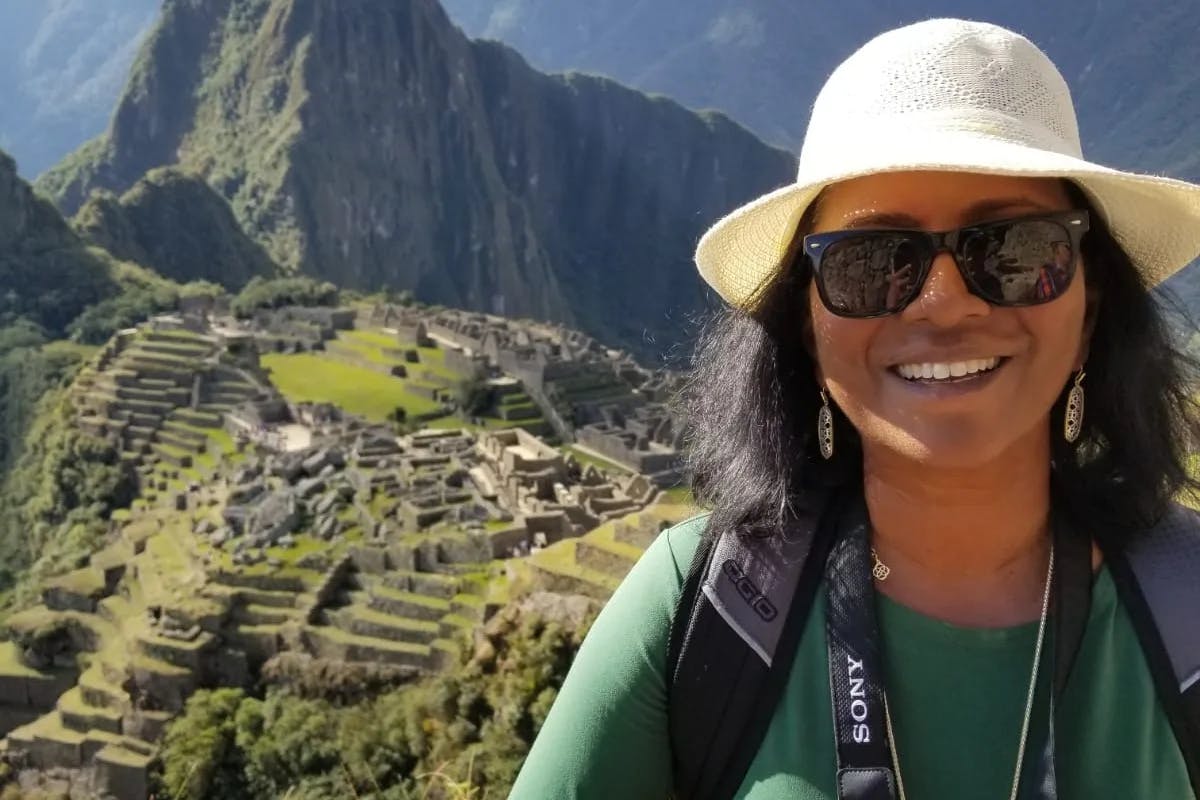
[73,167,277,290]
[38,0,795,355]
[440,0,1200,181]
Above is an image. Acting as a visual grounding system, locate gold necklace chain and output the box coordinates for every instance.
[879,543,1055,800]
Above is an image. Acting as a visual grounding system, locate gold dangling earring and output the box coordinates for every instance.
[1064,369,1085,443]
[818,388,835,459]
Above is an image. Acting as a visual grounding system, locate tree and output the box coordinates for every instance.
[230,277,339,317]
[454,377,494,418]
[66,284,178,344]
[157,688,252,800]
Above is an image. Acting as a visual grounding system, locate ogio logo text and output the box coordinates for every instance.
[720,560,778,622]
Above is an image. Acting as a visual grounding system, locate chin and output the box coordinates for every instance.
[874,424,1020,470]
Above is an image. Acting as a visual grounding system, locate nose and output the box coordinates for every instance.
[899,250,991,327]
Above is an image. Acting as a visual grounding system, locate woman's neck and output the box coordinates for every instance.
[862,426,1054,628]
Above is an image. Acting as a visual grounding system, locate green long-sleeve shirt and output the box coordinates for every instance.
[511,515,1193,799]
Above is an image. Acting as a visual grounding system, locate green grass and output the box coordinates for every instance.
[341,329,401,350]
[563,445,634,474]
[145,531,191,574]
[584,519,649,561]
[415,346,460,380]
[0,641,44,677]
[146,329,207,342]
[159,420,237,474]
[368,491,396,518]
[261,353,442,421]
[528,539,622,593]
[345,606,440,633]
[153,441,194,461]
[334,332,463,385]
[204,425,235,454]
[660,486,695,505]
[13,712,87,745]
[423,414,471,430]
[49,568,105,597]
[497,391,533,407]
[43,340,101,360]
[372,585,451,611]
[310,625,430,655]
[97,743,155,767]
[331,336,400,367]
[266,534,328,566]
[5,606,73,637]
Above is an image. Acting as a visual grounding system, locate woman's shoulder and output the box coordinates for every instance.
[602,511,711,617]
[651,511,711,581]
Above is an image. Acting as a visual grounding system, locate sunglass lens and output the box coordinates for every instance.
[961,220,1075,305]
[819,235,923,315]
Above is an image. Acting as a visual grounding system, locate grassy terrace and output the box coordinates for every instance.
[527,539,622,594]
[261,352,443,421]
[43,340,101,361]
[264,534,328,567]
[519,491,699,599]
[0,641,46,678]
[276,327,555,434]
[337,330,459,380]
[563,445,634,475]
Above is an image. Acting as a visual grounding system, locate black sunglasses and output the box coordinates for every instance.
[801,210,1090,318]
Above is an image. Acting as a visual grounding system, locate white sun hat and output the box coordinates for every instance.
[696,18,1200,308]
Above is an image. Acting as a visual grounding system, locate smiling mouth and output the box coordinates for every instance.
[892,356,1007,382]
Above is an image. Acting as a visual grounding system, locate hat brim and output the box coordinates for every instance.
[696,131,1200,307]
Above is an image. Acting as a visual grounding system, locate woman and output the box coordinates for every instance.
[511,19,1200,799]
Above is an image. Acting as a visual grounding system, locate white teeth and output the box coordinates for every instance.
[895,357,1000,381]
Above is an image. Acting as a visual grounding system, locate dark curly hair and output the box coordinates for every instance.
[681,181,1200,544]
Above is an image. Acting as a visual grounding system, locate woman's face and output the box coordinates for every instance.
[807,171,1091,468]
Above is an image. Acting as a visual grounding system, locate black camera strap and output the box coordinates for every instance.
[824,497,1092,800]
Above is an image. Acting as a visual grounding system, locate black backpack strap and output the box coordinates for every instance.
[1106,502,1200,792]
[1051,505,1093,699]
[668,491,840,800]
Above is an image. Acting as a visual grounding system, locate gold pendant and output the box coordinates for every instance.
[871,548,891,581]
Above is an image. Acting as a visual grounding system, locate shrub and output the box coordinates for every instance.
[157,688,251,800]
[154,596,599,799]
[67,284,178,344]
[230,277,338,317]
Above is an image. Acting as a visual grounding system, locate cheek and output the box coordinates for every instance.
[808,288,881,381]
[1020,280,1089,369]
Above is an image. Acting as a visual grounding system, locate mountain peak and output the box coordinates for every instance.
[36,0,794,356]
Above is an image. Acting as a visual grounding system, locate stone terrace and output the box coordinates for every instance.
[74,324,261,477]
[1,305,688,795]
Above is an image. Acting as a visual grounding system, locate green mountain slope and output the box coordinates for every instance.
[0,147,162,592]
[0,148,129,338]
[37,0,795,356]
[73,167,277,290]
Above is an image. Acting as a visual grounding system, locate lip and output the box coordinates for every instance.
[887,356,1010,396]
